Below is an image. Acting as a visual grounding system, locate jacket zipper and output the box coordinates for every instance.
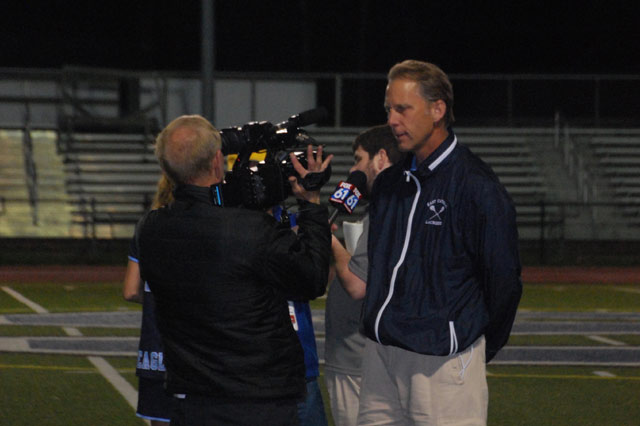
[373,170,421,343]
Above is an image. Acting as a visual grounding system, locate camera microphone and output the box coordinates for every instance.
[277,107,328,129]
[328,171,367,224]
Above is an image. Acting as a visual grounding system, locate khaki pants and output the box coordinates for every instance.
[325,370,362,426]
[357,336,488,426]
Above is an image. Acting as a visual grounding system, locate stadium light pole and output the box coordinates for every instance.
[201,0,215,122]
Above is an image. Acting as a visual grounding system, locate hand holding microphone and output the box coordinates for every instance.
[329,170,367,224]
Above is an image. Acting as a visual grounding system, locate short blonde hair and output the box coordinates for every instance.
[155,115,221,185]
[388,60,455,127]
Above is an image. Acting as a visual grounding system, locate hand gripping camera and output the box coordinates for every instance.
[220,107,332,210]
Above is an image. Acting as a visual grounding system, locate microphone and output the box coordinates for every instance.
[276,107,328,129]
[328,171,367,224]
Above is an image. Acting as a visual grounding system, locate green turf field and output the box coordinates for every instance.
[518,284,640,312]
[0,281,639,425]
[487,365,640,425]
[0,353,145,425]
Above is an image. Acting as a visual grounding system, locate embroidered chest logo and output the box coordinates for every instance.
[425,199,447,226]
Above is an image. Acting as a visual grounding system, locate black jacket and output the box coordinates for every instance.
[137,184,330,399]
[361,130,522,362]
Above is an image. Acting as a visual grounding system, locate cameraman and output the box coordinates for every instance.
[135,115,332,426]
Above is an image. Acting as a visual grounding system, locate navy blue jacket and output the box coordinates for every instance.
[361,130,522,362]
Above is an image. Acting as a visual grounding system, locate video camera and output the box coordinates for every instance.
[220,107,331,210]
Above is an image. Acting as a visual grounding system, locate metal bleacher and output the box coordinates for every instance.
[2,69,639,245]
[313,127,551,237]
[586,133,640,227]
[459,130,553,236]
[591,135,640,199]
[316,128,548,195]
[57,126,551,239]
[458,131,547,201]
[42,69,165,238]
[5,121,640,241]
[58,117,161,238]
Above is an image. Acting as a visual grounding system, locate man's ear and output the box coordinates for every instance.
[374,149,390,173]
[430,99,447,125]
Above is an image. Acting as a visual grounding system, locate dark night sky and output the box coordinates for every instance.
[2,0,639,75]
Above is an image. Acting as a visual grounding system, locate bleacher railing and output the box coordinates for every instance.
[1,67,639,129]
[520,199,640,264]
[2,194,638,246]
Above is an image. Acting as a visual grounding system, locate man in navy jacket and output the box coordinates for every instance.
[357,60,522,425]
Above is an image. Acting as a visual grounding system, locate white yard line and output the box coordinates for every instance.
[2,286,49,313]
[88,356,139,410]
[2,285,140,417]
[587,335,627,346]
[0,337,31,351]
[593,370,617,377]
[63,327,83,336]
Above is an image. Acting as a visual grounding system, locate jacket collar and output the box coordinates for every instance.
[405,128,457,176]
[173,184,220,206]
